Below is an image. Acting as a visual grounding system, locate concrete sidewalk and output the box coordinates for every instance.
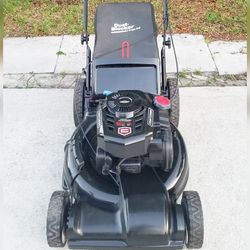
[3,87,247,250]
[3,35,247,88]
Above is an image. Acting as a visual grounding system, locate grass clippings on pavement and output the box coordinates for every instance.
[3,0,247,40]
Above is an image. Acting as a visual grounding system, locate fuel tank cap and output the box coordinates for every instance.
[154,96,171,110]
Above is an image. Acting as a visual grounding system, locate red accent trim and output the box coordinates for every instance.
[121,41,131,59]
[155,96,171,106]
[116,121,125,127]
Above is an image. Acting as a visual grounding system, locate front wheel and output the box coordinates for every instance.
[46,191,69,248]
[182,191,204,249]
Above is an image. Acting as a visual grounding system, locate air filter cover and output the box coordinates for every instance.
[107,91,144,116]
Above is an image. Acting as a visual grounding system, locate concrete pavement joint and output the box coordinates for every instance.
[206,40,220,74]
[3,72,246,89]
[25,73,35,88]
[54,35,65,73]
[179,72,246,87]
[208,41,247,75]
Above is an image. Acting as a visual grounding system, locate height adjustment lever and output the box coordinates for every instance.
[163,37,171,49]
[81,33,89,45]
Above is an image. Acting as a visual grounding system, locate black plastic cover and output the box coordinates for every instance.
[94,3,158,59]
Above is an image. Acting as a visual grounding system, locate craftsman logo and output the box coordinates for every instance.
[118,127,132,136]
[111,23,141,34]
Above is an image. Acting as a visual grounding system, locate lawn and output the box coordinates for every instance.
[3,0,247,40]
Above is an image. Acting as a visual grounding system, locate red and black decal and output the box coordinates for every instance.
[121,41,131,59]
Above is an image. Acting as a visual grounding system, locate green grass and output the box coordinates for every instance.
[205,0,246,36]
[4,0,84,36]
[56,50,66,56]
[179,70,190,78]
[3,0,247,40]
[193,70,203,76]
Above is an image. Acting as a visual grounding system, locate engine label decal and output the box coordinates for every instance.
[118,127,132,136]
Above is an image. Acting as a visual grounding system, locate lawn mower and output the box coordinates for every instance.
[46,0,204,249]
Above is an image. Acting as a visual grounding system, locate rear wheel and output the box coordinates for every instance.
[182,191,204,249]
[168,78,179,127]
[73,78,86,127]
[46,191,69,248]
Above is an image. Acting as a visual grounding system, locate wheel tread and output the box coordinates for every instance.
[168,78,180,127]
[46,191,68,248]
[73,78,86,126]
[182,191,204,249]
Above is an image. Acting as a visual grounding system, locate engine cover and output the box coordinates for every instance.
[105,91,154,138]
[96,90,173,174]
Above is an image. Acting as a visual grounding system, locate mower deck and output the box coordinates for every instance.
[62,125,188,249]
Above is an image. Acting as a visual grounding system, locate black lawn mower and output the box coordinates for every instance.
[46,1,204,249]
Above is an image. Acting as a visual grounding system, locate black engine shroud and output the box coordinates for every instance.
[96,90,173,175]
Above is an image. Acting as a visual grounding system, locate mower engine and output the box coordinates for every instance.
[95,90,173,175]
